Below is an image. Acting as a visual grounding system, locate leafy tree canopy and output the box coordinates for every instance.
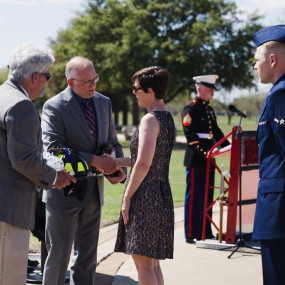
[49,0,263,111]
[0,67,9,86]
[232,92,266,118]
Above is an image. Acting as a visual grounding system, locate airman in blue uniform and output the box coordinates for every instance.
[181,75,230,244]
[252,25,285,285]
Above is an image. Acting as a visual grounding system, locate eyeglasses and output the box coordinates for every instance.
[71,74,100,86]
[41,73,52,81]
[133,85,143,92]
[32,72,52,81]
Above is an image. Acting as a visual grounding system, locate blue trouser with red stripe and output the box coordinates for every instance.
[184,168,214,239]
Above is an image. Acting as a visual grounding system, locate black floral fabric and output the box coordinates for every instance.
[114,111,175,259]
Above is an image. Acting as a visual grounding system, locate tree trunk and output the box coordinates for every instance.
[227,112,232,125]
[122,99,128,125]
[132,97,139,126]
[114,110,119,125]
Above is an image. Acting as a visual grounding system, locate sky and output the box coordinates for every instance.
[0,0,87,68]
[0,0,284,98]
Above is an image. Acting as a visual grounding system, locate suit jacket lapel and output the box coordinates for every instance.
[63,87,96,146]
[91,93,101,152]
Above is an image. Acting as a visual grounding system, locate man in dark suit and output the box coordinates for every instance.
[0,43,75,285]
[252,25,285,285]
[41,56,126,285]
[181,75,230,244]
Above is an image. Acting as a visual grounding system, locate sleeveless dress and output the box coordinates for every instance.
[114,111,175,260]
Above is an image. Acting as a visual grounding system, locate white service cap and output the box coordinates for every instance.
[193,74,219,90]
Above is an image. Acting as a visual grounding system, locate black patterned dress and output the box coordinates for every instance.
[114,111,175,260]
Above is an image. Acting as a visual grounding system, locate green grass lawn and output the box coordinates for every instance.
[101,148,231,224]
[101,149,187,224]
[172,114,259,136]
[30,114,256,251]
[102,114,257,224]
[30,149,230,251]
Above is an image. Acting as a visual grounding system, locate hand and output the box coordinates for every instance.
[121,197,131,225]
[54,170,76,189]
[97,153,111,174]
[91,155,118,175]
[208,148,220,155]
[101,153,109,158]
[105,168,126,184]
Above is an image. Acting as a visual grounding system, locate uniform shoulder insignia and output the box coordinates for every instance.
[187,99,197,107]
[183,113,192,126]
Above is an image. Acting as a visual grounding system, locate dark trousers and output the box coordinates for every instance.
[261,239,285,285]
[43,191,101,285]
[184,168,214,239]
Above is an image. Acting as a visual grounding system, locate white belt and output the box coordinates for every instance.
[196,133,213,139]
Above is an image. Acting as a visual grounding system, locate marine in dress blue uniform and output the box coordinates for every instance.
[252,25,285,285]
[181,75,230,243]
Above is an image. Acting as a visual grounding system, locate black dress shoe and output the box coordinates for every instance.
[206,235,217,240]
[186,238,197,244]
[28,259,39,266]
[27,266,35,273]
[206,234,215,239]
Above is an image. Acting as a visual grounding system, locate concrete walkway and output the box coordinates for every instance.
[112,206,262,285]
[27,206,262,285]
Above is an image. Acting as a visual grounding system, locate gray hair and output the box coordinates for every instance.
[8,43,55,83]
[65,56,94,79]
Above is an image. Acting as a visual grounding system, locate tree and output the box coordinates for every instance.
[49,0,263,125]
[232,93,266,119]
[0,67,9,86]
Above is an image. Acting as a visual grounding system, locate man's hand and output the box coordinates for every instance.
[54,170,77,189]
[91,155,118,175]
[105,168,127,184]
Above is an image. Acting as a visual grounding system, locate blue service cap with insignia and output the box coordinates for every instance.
[254,25,285,47]
[193,74,219,90]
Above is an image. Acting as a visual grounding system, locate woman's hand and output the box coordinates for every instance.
[121,197,131,225]
[106,168,126,184]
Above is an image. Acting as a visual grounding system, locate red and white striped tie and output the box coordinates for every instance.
[82,99,97,144]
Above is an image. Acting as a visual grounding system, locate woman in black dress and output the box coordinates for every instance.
[112,66,175,285]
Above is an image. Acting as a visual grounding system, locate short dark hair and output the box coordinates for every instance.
[132,66,170,99]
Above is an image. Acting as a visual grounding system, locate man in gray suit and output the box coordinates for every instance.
[0,43,76,285]
[41,56,126,285]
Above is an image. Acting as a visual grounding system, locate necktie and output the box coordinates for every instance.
[82,99,97,144]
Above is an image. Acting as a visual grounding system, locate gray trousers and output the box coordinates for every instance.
[0,221,30,285]
[43,193,101,285]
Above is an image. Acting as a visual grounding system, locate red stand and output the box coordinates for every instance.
[201,126,259,244]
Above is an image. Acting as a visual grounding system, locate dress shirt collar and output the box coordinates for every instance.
[70,87,92,105]
[18,85,29,99]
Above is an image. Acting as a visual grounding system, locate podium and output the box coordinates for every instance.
[201,126,259,244]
